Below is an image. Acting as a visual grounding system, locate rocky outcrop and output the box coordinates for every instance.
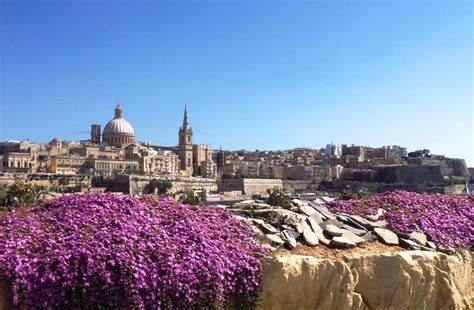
[259,250,473,310]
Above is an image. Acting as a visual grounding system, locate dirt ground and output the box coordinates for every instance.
[273,241,407,260]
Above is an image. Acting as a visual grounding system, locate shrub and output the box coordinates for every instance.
[266,187,290,207]
[179,191,202,205]
[0,193,268,308]
[0,182,43,207]
[327,190,474,248]
[145,179,173,195]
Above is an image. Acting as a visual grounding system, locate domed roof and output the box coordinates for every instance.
[103,102,135,135]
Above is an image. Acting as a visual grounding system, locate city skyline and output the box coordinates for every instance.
[1,1,472,165]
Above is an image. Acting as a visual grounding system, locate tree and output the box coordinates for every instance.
[145,179,173,196]
[266,187,291,207]
[408,149,430,158]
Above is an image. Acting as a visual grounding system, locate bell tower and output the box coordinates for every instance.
[178,104,193,173]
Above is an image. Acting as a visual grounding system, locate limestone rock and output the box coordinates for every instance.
[426,241,437,250]
[409,232,427,246]
[319,218,344,229]
[340,229,366,245]
[332,236,357,248]
[342,224,367,237]
[307,217,331,246]
[312,205,336,220]
[266,234,285,246]
[325,224,343,237]
[309,212,323,224]
[374,228,399,245]
[399,238,421,250]
[298,205,318,217]
[256,250,473,310]
[280,230,297,250]
[302,225,319,246]
[292,199,308,207]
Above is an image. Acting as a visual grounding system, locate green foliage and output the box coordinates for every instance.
[408,149,430,158]
[338,188,371,200]
[146,179,173,196]
[266,187,290,207]
[0,182,43,207]
[179,191,202,205]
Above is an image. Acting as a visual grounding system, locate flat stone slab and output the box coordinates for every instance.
[374,228,399,245]
[309,212,324,224]
[342,224,367,236]
[324,224,343,237]
[307,217,331,246]
[399,238,421,250]
[302,225,319,246]
[280,230,297,249]
[340,229,366,245]
[426,241,437,250]
[410,232,427,246]
[259,222,279,234]
[319,219,344,229]
[266,234,284,246]
[312,205,336,220]
[292,199,309,207]
[331,236,356,248]
[298,205,318,217]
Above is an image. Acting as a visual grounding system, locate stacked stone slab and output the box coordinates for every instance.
[229,198,453,254]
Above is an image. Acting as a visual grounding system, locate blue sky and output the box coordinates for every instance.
[0,1,472,165]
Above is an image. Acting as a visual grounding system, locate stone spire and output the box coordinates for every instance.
[182,104,189,130]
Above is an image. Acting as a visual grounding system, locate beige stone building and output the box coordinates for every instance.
[84,158,139,175]
[125,144,179,175]
[1,152,32,173]
[50,155,86,174]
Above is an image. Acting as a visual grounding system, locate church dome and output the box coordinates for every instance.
[103,103,135,135]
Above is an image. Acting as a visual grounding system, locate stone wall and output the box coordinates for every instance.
[126,175,217,195]
[375,166,444,184]
[219,178,283,195]
[258,250,472,310]
[282,180,314,193]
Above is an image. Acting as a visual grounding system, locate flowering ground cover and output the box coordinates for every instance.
[0,193,268,309]
[327,190,474,248]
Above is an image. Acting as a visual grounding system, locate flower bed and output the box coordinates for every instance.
[0,193,268,309]
[327,190,474,248]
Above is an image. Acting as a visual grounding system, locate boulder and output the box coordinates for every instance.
[257,250,473,310]
[373,228,399,246]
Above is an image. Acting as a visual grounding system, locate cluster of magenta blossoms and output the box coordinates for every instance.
[327,190,474,248]
[0,193,268,309]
